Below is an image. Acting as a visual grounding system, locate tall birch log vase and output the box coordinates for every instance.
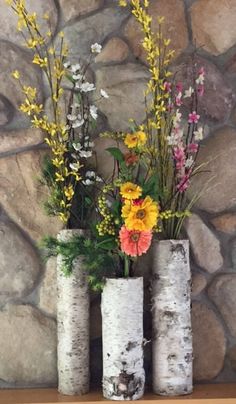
[152,240,192,396]
[57,229,90,395]
[101,277,145,400]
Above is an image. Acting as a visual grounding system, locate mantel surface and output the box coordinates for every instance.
[1,384,236,404]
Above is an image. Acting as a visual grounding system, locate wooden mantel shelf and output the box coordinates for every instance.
[1,385,236,404]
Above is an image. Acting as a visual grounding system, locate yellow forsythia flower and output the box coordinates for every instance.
[12,70,20,79]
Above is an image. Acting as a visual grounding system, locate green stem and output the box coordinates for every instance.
[124,255,130,278]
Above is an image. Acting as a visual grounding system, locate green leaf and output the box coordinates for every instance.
[65,74,74,84]
[106,147,124,163]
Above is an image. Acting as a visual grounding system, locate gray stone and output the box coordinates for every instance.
[192,302,226,381]
[189,127,236,213]
[0,41,43,113]
[94,136,128,179]
[0,0,58,44]
[0,128,43,154]
[208,275,236,338]
[0,149,63,242]
[38,257,57,317]
[0,95,13,127]
[58,7,128,61]
[59,0,104,22]
[0,220,40,299]
[228,346,236,372]
[211,214,236,235]
[124,0,188,63]
[192,273,207,297]
[191,0,236,55]
[95,63,149,130]
[95,37,129,63]
[0,304,56,384]
[185,214,223,273]
[232,239,236,268]
[174,57,234,123]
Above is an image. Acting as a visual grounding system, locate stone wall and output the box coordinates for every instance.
[0,0,236,388]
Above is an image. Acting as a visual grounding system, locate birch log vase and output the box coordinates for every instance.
[152,240,192,396]
[57,229,89,395]
[102,278,145,400]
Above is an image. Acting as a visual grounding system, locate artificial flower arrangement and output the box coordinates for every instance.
[8,0,108,230]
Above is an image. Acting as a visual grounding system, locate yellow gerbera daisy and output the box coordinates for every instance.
[124,131,147,149]
[120,182,142,200]
[122,196,159,231]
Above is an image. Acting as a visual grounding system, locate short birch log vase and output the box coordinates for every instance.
[102,277,145,400]
[152,240,192,396]
[57,229,90,395]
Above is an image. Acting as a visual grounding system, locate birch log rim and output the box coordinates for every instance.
[102,277,145,401]
[57,229,90,396]
[152,239,193,396]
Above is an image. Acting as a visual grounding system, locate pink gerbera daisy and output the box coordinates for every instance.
[119,226,152,257]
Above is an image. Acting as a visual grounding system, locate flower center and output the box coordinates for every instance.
[130,233,140,242]
[136,209,146,219]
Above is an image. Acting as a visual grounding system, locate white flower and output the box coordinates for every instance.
[196,74,204,85]
[167,134,178,146]
[91,43,102,54]
[90,105,98,120]
[71,63,81,73]
[96,176,103,182]
[72,73,82,81]
[79,82,96,93]
[185,156,194,168]
[173,110,182,127]
[86,171,96,178]
[100,89,109,99]
[79,150,93,158]
[194,127,204,141]
[67,114,77,121]
[184,86,194,98]
[63,61,71,69]
[72,117,85,128]
[69,162,81,171]
[72,142,82,151]
[82,179,94,186]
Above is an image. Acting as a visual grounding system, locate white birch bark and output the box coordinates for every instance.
[57,229,89,395]
[102,277,145,401]
[152,240,192,396]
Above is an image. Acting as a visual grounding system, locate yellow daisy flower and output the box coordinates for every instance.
[120,182,142,200]
[124,131,147,149]
[122,196,159,231]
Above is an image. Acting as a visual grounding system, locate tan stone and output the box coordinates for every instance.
[189,127,236,213]
[191,0,236,56]
[0,149,63,242]
[185,214,223,273]
[0,128,43,154]
[95,63,149,130]
[0,0,58,45]
[211,214,236,235]
[0,304,57,384]
[124,0,188,63]
[192,273,207,297]
[228,346,236,372]
[0,42,43,113]
[0,220,40,299]
[192,302,226,381]
[96,37,129,63]
[208,275,236,338]
[38,257,57,317]
[59,0,104,22]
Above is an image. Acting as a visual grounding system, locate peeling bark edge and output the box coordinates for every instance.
[152,240,193,396]
[57,229,90,395]
[102,277,145,400]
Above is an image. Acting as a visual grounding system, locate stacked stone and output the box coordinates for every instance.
[0,0,236,387]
